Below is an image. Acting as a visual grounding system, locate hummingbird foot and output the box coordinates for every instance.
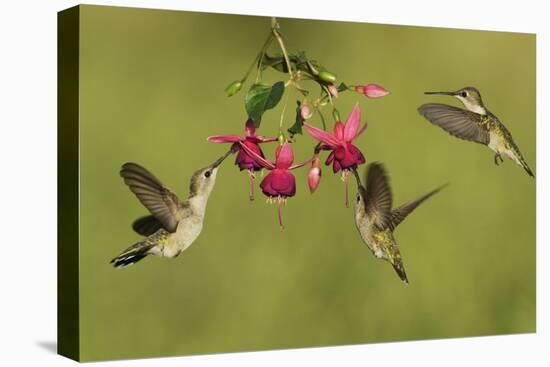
[494,153,504,166]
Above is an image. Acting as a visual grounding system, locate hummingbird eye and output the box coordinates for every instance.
[204,170,211,178]
[356,193,361,202]
[461,91,467,98]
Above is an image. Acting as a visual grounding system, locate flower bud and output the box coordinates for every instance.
[224,80,243,97]
[355,83,389,99]
[318,70,337,84]
[354,85,366,94]
[327,84,339,98]
[300,103,313,120]
[308,155,322,194]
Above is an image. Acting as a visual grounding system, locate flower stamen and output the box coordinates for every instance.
[278,202,284,231]
[342,169,350,207]
[247,169,256,201]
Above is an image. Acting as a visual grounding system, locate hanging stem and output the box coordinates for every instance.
[315,106,327,130]
[243,33,274,83]
[279,92,289,130]
[322,85,334,106]
[271,17,293,81]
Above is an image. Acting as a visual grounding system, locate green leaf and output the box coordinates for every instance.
[337,82,349,92]
[245,81,285,127]
[288,101,305,137]
[258,54,285,72]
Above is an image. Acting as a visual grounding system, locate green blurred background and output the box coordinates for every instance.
[77,5,535,361]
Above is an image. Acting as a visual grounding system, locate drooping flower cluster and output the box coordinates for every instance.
[207,103,380,228]
[205,16,389,230]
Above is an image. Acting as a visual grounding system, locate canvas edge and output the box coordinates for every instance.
[57,4,81,362]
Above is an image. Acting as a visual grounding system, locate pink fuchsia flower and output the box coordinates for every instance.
[304,103,367,207]
[239,141,312,230]
[355,84,389,99]
[308,155,321,194]
[207,119,277,200]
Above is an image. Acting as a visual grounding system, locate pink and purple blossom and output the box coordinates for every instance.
[239,141,312,230]
[304,104,368,207]
[207,119,277,200]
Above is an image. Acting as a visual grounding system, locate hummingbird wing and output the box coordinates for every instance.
[389,184,447,231]
[120,163,184,233]
[364,162,393,229]
[418,103,490,145]
[132,215,163,236]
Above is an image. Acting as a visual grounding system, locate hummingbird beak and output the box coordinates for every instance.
[424,91,455,96]
[211,149,233,168]
[351,167,363,187]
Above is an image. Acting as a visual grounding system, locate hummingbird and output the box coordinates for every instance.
[110,150,231,268]
[418,87,534,177]
[352,163,446,284]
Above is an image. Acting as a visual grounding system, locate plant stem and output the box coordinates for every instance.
[322,85,334,106]
[271,17,293,81]
[315,106,327,130]
[242,33,274,83]
[279,92,289,130]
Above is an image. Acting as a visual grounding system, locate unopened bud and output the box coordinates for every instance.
[355,83,389,99]
[327,84,339,98]
[308,155,322,194]
[318,70,337,84]
[300,103,313,120]
[224,80,243,97]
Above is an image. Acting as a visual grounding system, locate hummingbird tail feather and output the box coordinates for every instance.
[518,157,535,178]
[391,263,409,285]
[390,183,448,230]
[508,147,534,178]
[111,242,154,269]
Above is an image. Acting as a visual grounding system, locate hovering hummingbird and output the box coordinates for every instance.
[110,150,231,268]
[418,87,534,177]
[352,163,446,284]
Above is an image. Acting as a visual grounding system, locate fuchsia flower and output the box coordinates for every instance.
[304,104,367,207]
[207,119,277,200]
[239,141,312,230]
[355,84,389,99]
